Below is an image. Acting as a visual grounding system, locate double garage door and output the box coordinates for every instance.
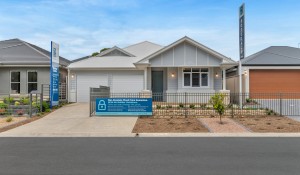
[250,69,300,93]
[76,70,144,102]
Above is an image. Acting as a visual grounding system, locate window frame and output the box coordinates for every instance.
[10,70,21,94]
[27,70,38,93]
[182,68,210,88]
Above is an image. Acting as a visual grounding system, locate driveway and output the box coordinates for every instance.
[0,103,137,137]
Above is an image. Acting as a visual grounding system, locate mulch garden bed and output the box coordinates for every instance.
[132,117,209,133]
[234,116,300,132]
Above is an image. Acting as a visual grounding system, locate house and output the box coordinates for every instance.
[227,46,300,94]
[68,36,237,102]
[0,39,70,95]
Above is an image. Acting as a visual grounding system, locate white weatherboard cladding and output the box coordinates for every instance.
[111,70,144,93]
[149,42,222,67]
[76,71,108,102]
[213,67,222,91]
[167,67,178,92]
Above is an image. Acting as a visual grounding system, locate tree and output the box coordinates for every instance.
[209,93,226,124]
[100,48,110,53]
[91,52,99,57]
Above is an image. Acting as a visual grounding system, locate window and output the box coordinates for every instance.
[11,71,20,94]
[28,71,38,93]
[183,68,209,87]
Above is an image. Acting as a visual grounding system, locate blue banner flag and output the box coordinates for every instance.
[50,41,59,107]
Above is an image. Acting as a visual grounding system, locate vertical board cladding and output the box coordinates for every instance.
[161,49,173,66]
[209,55,222,65]
[197,49,208,66]
[185,43,197,66]
[174,43,185,66]
[214,67,222,91]
[167,67,178,92]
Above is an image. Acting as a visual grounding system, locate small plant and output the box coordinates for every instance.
[179,103,184,108]
[189,104,195,109]
[14,101,20,106]
[20,97,30,105]
[156,105,161,109]
[200,104,207,109]
[4,97,14,104]
[16,109,24,115]
[246,98,251,103]
[210,93,226,124]
[6,116,13,122]
[45,109,51,113]
[166,105,172,109]
[0,103,8,109]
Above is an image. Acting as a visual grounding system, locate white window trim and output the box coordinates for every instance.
[27,70,38,93]
[10,70,21,94]
[182,68,210,88]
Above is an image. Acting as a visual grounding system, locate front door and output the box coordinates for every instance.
[152,71,163,101]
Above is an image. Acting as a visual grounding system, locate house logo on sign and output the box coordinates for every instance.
[98,100,106,110]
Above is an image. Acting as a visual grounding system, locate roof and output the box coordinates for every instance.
[242,46,300,66]
[68,41,163,69]
[0,38,70,67]
[136,36,235,64]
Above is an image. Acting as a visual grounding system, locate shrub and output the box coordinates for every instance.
[156,105,161,109]
[14,101,20,106]
[4,97,14,104]
[166,105,172,109]
[41,101,50,112]
[179,103,184,108]
[210,93,226,124]
[0,103,8,109]
[20,97,30,105]
[189,104,195,109]
[6,116,13,122]
[45,109,51,113]
[200,104,207,109]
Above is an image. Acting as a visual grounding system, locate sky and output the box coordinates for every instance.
[0,0,300,60]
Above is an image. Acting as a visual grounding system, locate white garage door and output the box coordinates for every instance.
[112,71,144,92]
[76,70,144,102]
[77,72,108,102]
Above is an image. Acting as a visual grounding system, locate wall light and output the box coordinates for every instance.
[171,73,175,77]
[244,70,248,76]
[71,74,75,79]
[215,72,219,77]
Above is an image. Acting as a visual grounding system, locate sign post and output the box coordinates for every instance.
[239,3,245,108]
[50,41,60,108]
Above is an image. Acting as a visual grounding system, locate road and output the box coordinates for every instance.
[0,138,299,175]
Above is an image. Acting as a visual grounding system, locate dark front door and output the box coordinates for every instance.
[152,71,163,101]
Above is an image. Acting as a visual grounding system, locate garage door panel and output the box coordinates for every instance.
[77,73,108,102]
[250,69,300,94]
[112,71,143,93]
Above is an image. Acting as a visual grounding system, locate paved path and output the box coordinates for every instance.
[0,103,137,137]
[199,118,250,133]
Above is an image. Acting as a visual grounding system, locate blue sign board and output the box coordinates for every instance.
[95,98,152,116]
[50,41,59,107]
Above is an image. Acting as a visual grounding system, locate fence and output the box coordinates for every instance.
[0,93,40,118]
[41,83,67,102]
[90,92,300,117]
[90,86,110,116]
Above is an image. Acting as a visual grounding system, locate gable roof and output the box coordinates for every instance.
[136,36,235,64]
[242,46,300,66]
[97,46,135,57]
[68,41,163,69]
[0,38,70,67]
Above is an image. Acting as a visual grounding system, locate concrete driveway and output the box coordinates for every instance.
[0,103,137,137]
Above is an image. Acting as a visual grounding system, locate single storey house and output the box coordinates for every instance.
[68,36,237,102]
[227,46,300,94]
[0,39,70,95]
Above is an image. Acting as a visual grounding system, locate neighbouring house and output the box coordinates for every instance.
[226,46,300,94]
[68,36,237,102]
[0,39,70,95]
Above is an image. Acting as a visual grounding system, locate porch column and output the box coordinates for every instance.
[222,68,226,90]
[144,68,147,90]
